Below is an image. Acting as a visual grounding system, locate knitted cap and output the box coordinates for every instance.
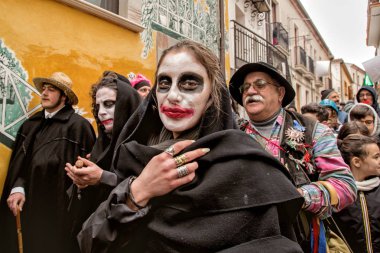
[320,89,335,100]
[129,73,151,90]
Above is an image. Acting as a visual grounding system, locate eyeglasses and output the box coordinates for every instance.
[239,79,278,94]
[360,119,374,125]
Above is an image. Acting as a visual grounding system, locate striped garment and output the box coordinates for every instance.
[243,109,357,219]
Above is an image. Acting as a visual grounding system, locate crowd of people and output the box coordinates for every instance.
[0,39,379,253]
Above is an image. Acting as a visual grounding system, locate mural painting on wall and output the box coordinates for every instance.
[0,40,93,149]
[0,39,41,149]
[141,0,220,58]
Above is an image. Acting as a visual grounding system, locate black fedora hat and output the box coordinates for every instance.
[229,62,295,107]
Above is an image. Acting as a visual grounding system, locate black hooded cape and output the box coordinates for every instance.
[68,75,141,251]
[78,82,304,253]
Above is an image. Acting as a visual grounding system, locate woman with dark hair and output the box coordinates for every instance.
[77,40,303,253]
[65,71,141,251]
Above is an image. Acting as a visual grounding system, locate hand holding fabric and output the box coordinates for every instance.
[129,140,210,209]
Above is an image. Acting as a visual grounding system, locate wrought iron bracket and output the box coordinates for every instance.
[243,0,266,26]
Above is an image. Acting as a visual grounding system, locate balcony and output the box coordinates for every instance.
[232,20,290,81]
[315,76,323,87]
[294,46,308,74]
[304,56,315,80]
[272,22,289,55]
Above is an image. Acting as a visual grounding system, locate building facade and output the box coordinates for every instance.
[367,0,380,56]
[227,0,334,112]
[346,63,366,99]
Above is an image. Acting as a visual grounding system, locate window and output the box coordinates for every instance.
[57,0,143,32]
[86,0,119,14]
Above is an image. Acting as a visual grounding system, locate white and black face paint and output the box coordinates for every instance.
[156,50,212,138]
[96,87,117,134]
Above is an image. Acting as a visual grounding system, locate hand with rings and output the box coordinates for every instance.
[128,140,210,209]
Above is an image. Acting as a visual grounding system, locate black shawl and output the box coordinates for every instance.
[78,81,304,253]
[90,75,141,171]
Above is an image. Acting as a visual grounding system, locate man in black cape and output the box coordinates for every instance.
[0,72,95,253]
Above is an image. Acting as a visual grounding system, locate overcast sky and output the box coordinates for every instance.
[299,0,375,69]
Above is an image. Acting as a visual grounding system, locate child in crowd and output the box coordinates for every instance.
[335,134,380,252]
[320,99,341,134]
[348,103,380,137]
[301,102,329,124]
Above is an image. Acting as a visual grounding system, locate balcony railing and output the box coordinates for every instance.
[293,46,308,74]
[272,22,289,51]
[307,56,314,74]
[295,46,307,67]
[232,20,290,81]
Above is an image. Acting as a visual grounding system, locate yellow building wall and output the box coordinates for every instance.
[0,0,157,196]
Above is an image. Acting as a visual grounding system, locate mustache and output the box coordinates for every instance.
[244,95,264,104]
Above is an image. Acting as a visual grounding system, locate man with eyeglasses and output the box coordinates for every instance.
[229,62,356,253]
[356,86,380,117]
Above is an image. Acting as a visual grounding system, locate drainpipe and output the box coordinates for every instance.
[219,0,225,76]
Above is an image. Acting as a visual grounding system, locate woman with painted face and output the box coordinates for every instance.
[78,40,304,253]
[65,71,141,252]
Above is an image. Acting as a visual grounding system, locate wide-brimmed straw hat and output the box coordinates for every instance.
[229,62,295,107]
[33,72,78,105]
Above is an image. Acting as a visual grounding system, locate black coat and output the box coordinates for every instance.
[78,79,304,253]
[333,186,380,253]
[0,105,95,253]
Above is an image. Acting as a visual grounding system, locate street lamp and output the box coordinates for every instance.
[250,0,270,13]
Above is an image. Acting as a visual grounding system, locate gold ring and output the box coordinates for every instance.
[176,165,189,178]
[174,154,187,167]
[164,145,175,156]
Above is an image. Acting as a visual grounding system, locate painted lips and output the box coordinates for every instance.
[101,119,113,125]
[160,106,194,118]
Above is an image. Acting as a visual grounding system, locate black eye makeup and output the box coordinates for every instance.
[95,100,116,111]
[156,72,204,94]
[157,75,172,93]
[103,100,116,108]
[178,73,204,93]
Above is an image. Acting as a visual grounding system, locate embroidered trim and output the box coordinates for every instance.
[359,192,373,253]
